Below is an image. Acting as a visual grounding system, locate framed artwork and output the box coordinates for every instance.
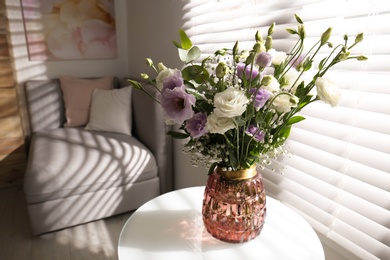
[21,0,117,61]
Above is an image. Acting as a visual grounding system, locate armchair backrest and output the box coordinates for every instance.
[24,78,120,134]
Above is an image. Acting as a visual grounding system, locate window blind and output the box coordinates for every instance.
[182,0,390,259]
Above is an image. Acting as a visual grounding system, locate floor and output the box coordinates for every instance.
[0,185,133,260]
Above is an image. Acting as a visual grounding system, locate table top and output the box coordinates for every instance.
[118,186,325,260]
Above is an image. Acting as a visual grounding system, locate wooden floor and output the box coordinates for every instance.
[0,186,133,260]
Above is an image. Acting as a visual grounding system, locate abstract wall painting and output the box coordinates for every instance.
[21,0,117,61]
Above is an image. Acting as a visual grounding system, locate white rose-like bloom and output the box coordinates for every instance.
[155,68,180,90]
[206,113,236,134]
[272,94,299,113]
[269,49,287,66]
[213,88,249,118]
[315,77,341,107]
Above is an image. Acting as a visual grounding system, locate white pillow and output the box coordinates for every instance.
[85,87,132,135]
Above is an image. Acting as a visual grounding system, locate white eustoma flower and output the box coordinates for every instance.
[283,69,300,92]
[269,49,287,66]
[157,62,167,72]
[261,75,280,95]
[213,88,249,118]
[272,93,299,113]
[206,113,235,134]
[315,77,341,107]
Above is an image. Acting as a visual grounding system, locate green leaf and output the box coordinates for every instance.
[208,162,218,175]
[172,40,182,49]
[298,95,313,109]
[229,152,238,170]
[179,29,192,50]
[214,49,227,56]
[186,46,201,63]
[182,65,209,84]
[197,100,214,113]
[294,81,307,97]
[278,125,292,140]
[286,115,306,126]
[255,113,266,125]
[178,48,188,62]
[318,57,327,70]
[167,131,190,139]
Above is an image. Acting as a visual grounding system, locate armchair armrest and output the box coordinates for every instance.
[130,83,173,194]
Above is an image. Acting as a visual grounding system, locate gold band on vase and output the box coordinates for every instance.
[217,164,257,180]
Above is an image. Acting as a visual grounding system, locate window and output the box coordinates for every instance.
[182,0,390,259]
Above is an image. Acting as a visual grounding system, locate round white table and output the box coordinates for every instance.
[118,186,325,260]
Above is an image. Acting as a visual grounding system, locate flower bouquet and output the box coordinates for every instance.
[129,14,366,244]
[129,14,366,174]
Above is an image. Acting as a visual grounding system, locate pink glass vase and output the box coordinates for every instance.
[202,164,266,243]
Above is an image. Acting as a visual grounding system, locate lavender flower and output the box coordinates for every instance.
[255,52,272,68]
[160,87,195,124]
[246,124,265,142]
[236,63,261,81]
[185,112,208,138]
[156,68,183,91]
[249,88,271,110]
[162,69,184,92]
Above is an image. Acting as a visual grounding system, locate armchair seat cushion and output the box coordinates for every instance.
[24,128,157,204]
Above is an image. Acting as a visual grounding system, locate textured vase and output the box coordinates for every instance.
[202,164,267,243]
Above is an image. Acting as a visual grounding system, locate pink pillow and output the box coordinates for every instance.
[60,76,114,127]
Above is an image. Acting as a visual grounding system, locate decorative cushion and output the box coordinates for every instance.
[85,87,132,136]
[60,76,114,127]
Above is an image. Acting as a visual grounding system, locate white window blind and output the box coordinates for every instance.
[182,1,390,259]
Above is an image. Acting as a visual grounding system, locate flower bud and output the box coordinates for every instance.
[255,30,264,43]
[295,14,303,24]
[255,52,272,68]
[321,27,332,45]
[233,41,239,56]
[268,22,275,36]
[357,55,368,61]
[146,58,153,67]
[253,42,265,53]
[338,51,350,61]
[216,62,229,78]
[265,36,272,51]
[298,24,306,39]
[355,33,364,44]
[141,73,149,80]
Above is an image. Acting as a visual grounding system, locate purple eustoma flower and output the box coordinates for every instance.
[246,124,265,142]
[160,87,196,125]
[236,63,261,81]
[162,70,184,92]
[255,52,272,68]
[185,112,208,138]
[249,88,271,110]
